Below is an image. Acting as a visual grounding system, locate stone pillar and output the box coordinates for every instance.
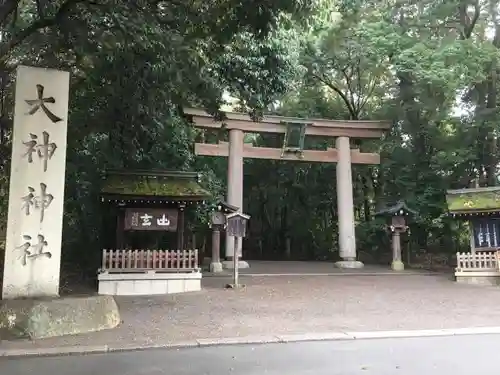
[210,226,223,272]
[335,136,363,269]
[223,129,249,269]
[391,231,404,271]
[2,66,70,299]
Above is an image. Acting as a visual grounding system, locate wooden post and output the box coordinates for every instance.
[233,236,239,287]
[469,221,476,253]
[116,208,125,249]
[192,233,197,250]
[177,206,185,250]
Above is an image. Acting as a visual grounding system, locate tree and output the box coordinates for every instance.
[0,0,315,282]
[239,0,500,262]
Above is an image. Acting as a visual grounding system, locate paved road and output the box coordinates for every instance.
[1,334,498,374]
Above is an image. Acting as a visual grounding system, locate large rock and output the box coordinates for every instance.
[0,295,120,340]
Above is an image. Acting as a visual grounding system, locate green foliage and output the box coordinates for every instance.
[241,0,500,260]
[0,0,313,272]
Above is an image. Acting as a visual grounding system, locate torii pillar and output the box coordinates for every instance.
[223,128,248,269]
[335,136,362,268]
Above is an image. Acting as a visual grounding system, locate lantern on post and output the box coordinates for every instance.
[208,201,238,273]
[225,212,250,288]
[374,200,417,271]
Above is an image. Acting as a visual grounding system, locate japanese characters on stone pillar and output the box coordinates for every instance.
[2,66,70,299]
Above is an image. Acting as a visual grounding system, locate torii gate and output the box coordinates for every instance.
[185,108,390,270]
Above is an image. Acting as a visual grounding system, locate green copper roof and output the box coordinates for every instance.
[446,186,500,213]
[101,169,211,199]
[374,200,418,217]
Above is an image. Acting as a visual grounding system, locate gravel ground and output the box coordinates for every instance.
[2,273,500,352]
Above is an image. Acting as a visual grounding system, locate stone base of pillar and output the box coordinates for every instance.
[222,260,250,269]
[335,260,364,269]
[209,262,224,273]
[391,260,405,271]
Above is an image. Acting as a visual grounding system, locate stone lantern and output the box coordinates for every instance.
[374,200,417,271]
[208,201,238,273]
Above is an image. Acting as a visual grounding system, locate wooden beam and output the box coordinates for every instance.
[184,108,390,129]
[194,143,381,164]
[184,108,391,139]
[191,116,385,138]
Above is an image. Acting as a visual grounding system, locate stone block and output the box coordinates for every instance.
[222,260,250,269]
[0,295,120,340]
[185,279,201,292]
[335,260,364,269]
[391,260,405,271]
[97,271,202,296]
[210,262,223,273]
[98,280,115,295]
[168,279,183,294]
[456,275,500,286]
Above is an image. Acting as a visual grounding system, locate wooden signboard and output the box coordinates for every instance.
[124,208,178,231]
[226,213,250,238]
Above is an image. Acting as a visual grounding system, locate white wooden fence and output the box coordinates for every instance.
[100,249,199,273]
[455,252,499,272]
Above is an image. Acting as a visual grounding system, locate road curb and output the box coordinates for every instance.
[2,327,500,358]
[0,344,111,358]
[196,335,281,346]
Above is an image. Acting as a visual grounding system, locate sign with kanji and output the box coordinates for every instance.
[3,66,70,299]
[124,208,178,231]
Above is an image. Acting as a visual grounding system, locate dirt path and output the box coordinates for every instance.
[2,274,500,352]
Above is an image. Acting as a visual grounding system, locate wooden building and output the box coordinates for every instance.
[100,169,210,251]
[447,187,500,285]
[97,169,210,296]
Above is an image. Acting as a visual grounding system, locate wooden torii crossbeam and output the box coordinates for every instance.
[187,108,388,164]
[196,142,380,164]
[184,108,391,270]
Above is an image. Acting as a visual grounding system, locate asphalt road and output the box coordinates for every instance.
[2,334,499,374]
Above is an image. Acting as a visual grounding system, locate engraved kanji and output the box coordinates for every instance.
[22,131,57,172]
[21,183,54,222]
[16,234,52,266]
[25,84,63,123]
